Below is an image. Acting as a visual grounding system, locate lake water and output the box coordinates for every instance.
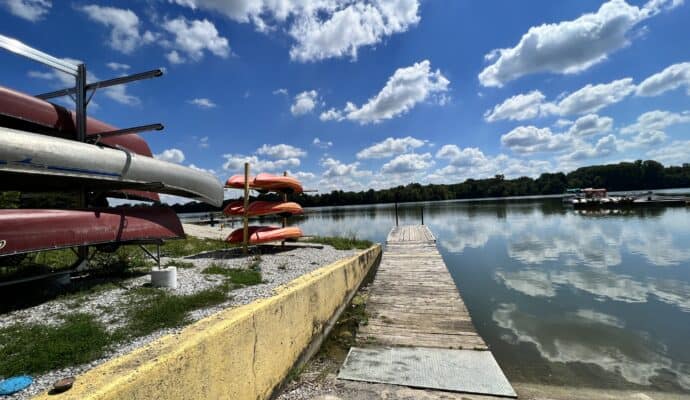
[292,198,690,393]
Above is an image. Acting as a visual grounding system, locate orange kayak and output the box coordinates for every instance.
[226,226,303,244]
[254,173,303,193]
[225,175,256,190]
[223,201,303,217]
[225,173,303,193]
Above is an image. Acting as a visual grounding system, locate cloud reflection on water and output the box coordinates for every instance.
[493,303,690,390]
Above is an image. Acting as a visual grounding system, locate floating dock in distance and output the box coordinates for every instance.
[339,225,516,398]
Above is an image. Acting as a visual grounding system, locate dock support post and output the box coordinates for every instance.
[242,162,250,255]
[421,206,424,225]
[395,202,399,226]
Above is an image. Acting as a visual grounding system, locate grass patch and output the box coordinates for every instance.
[0,314,112,376]
[123,286,229,338]
[157,237,230,257]
[201,263,262,286]
[302,236,373,250]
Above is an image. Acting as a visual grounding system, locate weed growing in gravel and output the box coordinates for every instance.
[164,260,196,269]
[122,286,229,338]
[0,314,112,376]
[302,236,373,250]
[156,237,231,257]
[201,263,262,286]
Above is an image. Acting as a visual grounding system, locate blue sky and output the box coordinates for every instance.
[1,0,689,197]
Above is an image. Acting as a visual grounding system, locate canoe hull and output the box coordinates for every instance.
[0,206,184,256]
[0,85,159,202]
[0,127,224,206]
[226,226,303,244]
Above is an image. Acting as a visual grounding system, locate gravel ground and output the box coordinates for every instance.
[1,240,358,400]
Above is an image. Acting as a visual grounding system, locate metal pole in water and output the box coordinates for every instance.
[421,206,424,225]
[395,201,399,226]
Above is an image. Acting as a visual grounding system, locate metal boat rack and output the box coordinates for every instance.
[0,34,167,272]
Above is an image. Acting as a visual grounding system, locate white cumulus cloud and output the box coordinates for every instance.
[188,98,217,108]
[501,126,573,155]
[636,62,690,97]
[324,60,449,124]
[567,114,614,137]
[290,90,319,116]
[154,148,185,163]
[3,0,50,22]
[486,78,636,122]
[222,154,300,173]
[321,157,371,178]
[381,152,433,174]
[478,0,680,87]
[79,5,155,54]
[356,136,426,159]
[484,91,546,122]
[256,144,307,159]
[312,137,333,149]
[106,62,131,71]
[162,17,230,63]
[436,145,489,167]
[171,0,420,63]
[620,110,690,135]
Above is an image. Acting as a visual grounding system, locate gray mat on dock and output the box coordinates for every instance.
[338,346,517,398]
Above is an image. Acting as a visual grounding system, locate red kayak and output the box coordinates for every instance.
[223,200,244,214]
[0,206,184,256]
[226,226,303,244]
[223,201,303,217]
[225,173,303,194]
[0,85,159,202]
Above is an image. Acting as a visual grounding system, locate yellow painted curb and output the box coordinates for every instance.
[34,245,381,400]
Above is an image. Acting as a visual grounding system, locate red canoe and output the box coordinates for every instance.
[223,201,303,217]
[226,226,303,244]
[225,173,303,194]
[0,206,184,256]
[0,85,159,202]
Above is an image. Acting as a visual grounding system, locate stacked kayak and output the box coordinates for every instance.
[0,206,184,256]
[223,200,303,217]
[224,173,304,244]
[226,226,303,245]
[226,173,303,194]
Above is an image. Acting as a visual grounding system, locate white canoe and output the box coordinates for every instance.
[0,126,224,206]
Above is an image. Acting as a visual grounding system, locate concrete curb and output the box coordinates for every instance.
[34,245,382,400]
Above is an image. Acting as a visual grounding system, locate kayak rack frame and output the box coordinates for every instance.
[0,34,165,267]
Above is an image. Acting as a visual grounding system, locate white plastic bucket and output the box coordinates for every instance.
[151,267,177,289]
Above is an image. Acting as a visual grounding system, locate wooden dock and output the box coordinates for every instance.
[359,225,486,350]
[339,225,515,398]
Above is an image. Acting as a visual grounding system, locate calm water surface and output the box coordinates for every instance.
[293,199,690,393]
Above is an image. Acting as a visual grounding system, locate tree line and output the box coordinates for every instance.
[1,160,688,211]
[172,159,690,212]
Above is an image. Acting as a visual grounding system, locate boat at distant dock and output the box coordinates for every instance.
[566,188,689,208]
